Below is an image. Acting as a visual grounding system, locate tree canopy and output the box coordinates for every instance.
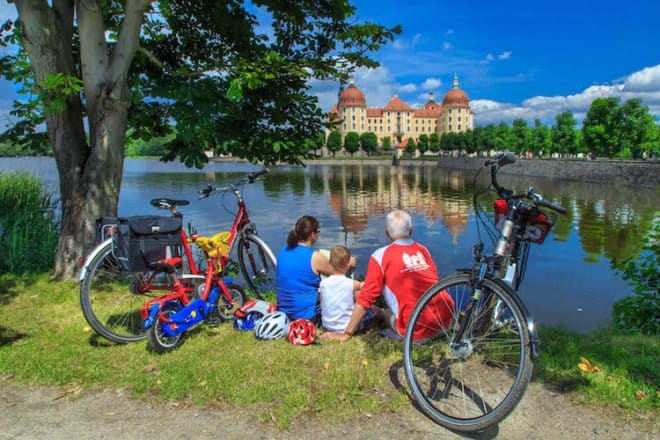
[0,0,400,278]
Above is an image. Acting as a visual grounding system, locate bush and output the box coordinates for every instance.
[0,172,59,274]
[611,222,659,335]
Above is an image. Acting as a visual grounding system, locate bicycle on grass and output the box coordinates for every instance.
[402,152,567,432]
[140,233,247,353]
[79,169,276,344]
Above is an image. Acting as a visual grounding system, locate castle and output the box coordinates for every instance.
[328,74,474,149]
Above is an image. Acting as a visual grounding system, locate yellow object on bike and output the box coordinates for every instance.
[194,231,231,259]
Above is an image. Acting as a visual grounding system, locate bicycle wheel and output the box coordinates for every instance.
[216,283,247,321]
[237,233,277,299]
[403,272,533,433]
[80,240,175,343]
[147,302,185,353]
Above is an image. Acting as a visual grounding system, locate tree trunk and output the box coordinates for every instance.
[15,0,144,279]
[52,100,128,279]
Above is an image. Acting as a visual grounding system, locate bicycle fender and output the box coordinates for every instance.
[143,303,161,329]
[489,276,541,359]
[79,238,113,281]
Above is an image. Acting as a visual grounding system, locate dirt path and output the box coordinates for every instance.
[0,379,656,440]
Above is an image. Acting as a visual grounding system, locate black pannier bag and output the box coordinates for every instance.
[114,215,183,271]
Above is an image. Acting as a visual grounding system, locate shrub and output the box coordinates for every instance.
[0,172,59,274]
[611,222,659,335]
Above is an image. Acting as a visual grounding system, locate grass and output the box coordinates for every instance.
[0,274,657,429]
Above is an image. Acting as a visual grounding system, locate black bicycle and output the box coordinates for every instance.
[403,153,567,432]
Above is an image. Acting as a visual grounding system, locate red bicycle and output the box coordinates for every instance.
[79,169,276,344]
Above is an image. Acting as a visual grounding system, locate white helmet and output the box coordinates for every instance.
[254,311,289,340]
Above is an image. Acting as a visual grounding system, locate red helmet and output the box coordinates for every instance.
[287,319,316,346]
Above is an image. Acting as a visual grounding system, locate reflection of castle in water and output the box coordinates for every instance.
[324,165,472,242]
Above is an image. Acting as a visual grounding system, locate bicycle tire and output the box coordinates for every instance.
[237,233,277,299]
[216,283,247,320]
[403,272,533,433]
[147,302,184,353]
[79,239,195,343]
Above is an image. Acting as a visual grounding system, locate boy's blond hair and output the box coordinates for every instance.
[329,245,351,273]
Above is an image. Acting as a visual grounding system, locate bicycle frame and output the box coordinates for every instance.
[140,257,233,336]
[452,153,566,360]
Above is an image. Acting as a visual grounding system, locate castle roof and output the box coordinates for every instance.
[383,94,413,111]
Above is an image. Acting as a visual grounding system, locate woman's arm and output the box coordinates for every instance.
[311,250,333,276]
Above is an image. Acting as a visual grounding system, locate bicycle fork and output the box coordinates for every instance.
[450,263,488,360]
[451,263,541,360]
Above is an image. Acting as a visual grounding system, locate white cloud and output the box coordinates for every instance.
[481,53,495,64]
[422,78,441,90]
[472,65,660,125]
[622,64,660,92]
[497,51,512,60]
[392,39,405,50]
[399,83,417,93]
[443,42,452,50]
[445,29,454,36]
[411,33,421,47]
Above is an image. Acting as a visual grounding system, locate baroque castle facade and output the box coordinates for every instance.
[328,74,474,148]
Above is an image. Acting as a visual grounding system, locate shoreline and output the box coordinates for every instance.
[280,156,660,188]
[212,155,659,188]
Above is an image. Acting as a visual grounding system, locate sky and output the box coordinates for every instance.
[1,1,659,128]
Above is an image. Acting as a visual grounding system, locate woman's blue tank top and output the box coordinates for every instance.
[276,244,319,320]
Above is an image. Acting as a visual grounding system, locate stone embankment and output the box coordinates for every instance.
[302,156,659,188]
[435,156,659,188]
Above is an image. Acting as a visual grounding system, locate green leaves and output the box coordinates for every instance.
[611,223,659,335]
[37,73,84,117]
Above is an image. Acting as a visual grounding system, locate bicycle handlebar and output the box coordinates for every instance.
[198,168,269,199]
[248,168,269,183]
[485,152,516,167]
[485,153,566,215]
[531,193,567,214]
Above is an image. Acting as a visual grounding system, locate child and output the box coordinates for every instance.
[320,245,380,333]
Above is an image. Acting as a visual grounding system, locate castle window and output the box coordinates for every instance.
[352,123,356,130]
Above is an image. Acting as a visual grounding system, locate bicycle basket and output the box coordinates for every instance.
[493,199,554,244]
[115,215,183,271]
[523,210,554,244]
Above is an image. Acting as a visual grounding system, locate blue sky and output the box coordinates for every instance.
[1,1,659,127]
[311,0,660,125]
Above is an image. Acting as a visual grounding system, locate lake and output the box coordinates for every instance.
[3,157,658,333]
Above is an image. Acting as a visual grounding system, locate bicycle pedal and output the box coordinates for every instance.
[205,310,222,327]
[205,317,222,327]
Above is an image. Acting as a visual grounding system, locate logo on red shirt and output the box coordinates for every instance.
[401,251,430,273]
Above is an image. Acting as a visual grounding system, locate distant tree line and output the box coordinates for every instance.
[2,97,657,160]
[325,97,659,159]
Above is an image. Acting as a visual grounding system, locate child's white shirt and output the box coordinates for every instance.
[320,274,355,332]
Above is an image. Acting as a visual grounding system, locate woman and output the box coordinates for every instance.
[276,215,333,321]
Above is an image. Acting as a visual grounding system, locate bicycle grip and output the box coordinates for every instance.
[248,168,269,182]
[485,152,516,167]
[540,199,567,214]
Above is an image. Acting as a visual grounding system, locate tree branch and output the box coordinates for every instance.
[136,46,226,79]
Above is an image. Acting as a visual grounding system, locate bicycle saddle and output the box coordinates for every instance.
[150,198,190,210]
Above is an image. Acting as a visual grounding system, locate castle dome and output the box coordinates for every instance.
[442,74,470,108]
[338,78,366,107]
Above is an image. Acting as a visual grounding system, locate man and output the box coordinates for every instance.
[321,210,454,341]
